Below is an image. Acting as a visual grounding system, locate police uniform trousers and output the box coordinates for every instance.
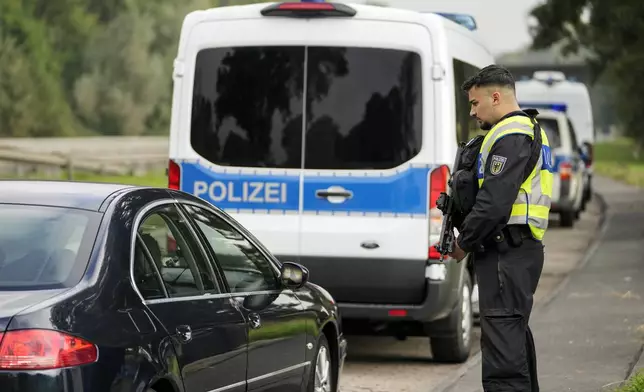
[473,224,544,392]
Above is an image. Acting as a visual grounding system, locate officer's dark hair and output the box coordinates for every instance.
[461,64,515,93]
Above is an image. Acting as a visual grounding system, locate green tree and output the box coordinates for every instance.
[529,0,644,149]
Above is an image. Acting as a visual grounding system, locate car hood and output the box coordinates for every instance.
[0,289,68,331]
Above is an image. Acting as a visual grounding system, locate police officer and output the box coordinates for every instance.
[448,65,553,392]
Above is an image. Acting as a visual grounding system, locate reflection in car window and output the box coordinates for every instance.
[137,204,218,297]
[182,205,279,293]
[0,204,99,290]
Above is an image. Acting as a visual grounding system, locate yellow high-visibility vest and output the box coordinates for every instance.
[477,115,554,241]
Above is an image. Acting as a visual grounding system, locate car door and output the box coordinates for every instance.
[133,201,247,392]
[180,202,309,392]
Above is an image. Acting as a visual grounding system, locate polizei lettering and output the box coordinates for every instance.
[193,181,287,203]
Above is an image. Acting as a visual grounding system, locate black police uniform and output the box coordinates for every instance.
[456,110,544,392]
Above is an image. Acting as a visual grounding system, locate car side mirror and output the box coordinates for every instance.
[280,262,309,290]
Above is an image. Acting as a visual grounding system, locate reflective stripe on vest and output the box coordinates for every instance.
[476,115,554,241]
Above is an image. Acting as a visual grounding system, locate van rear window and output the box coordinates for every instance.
[537,118,561,148]
[190,46,422,170]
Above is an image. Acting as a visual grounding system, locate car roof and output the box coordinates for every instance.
[0,180,138,211]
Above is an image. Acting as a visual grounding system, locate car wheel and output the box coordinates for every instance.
[560,210,575,227]
[430,272,473,363]
[308,334,334,392]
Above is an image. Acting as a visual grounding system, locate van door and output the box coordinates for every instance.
[180,42,305,260]
[296,26,434,306]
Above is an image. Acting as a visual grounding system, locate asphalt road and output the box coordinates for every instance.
[338,199,602,392]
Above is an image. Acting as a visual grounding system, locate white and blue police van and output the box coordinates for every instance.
[167,0,494,363]
[528,108,586,227]
[515,71,595,213]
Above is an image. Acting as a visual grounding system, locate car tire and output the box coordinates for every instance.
[430,272,473,363]
[560,210,575,227]
[307,333,334,392]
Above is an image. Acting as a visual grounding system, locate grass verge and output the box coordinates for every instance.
[613,369,644,392]
[594,137,644,188]
[0,170,167,187]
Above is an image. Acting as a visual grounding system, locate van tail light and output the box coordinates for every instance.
[168,159,180,190]
[0,330,98,370]
[260,2,357,17]
[429,165,450,259]
[428,244,441,260]
[560,162,572,180]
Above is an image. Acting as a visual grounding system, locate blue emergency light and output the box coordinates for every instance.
[519,102,568,113]
[434,12,477,31]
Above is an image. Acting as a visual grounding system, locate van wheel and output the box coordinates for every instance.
[560,210,575,227]
[430,273,473,363]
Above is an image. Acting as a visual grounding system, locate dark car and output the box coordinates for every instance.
[0,180,346,392]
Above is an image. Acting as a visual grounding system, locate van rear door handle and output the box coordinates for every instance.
[315,186,353,201]
[316,190,352,198]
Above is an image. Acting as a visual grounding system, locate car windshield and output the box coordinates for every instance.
[0,204,101,290]
[537,118,562,148]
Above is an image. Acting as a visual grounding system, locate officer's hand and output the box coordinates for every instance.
[448,242,467,262]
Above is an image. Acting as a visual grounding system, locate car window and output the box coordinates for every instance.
[181,204,280,293]
[536,118,561,148]
[0,204,100,290]
[132,236,167,300]
[136,204,219,298]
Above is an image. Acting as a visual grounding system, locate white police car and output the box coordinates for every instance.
[516,71,595,214]
[531,108,586,227]
[167,0,495,363]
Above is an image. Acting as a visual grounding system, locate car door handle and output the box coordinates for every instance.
[176,325,192,343]
[248,312,261,329]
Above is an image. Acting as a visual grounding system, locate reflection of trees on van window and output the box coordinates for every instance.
[305,48,422,170]
[190,46,349,169]
[191,46,423,171]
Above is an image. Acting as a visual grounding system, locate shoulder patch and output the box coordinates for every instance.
[490,154,507,175]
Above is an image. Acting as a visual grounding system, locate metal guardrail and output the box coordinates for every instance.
[0,148,167,179]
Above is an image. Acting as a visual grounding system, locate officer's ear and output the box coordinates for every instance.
[491,90,502,106]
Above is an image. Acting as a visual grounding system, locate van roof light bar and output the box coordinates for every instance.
[519,102,568,113]
[261,1,357,18]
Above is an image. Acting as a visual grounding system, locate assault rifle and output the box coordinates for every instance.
[434,142,466,262]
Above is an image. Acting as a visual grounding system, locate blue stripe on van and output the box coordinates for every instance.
[302,166,433,216]
[178,161,434,216]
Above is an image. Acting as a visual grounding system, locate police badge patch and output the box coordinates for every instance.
[490,155,507,175]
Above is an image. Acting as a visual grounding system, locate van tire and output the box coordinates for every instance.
[560,210,575,227]
[430,272,473,363]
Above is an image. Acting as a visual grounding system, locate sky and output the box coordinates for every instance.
[351,0,546,55]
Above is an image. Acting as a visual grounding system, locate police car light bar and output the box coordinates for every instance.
[261,0,357,17]
[433,12,477,31]
[519,102,568,113]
